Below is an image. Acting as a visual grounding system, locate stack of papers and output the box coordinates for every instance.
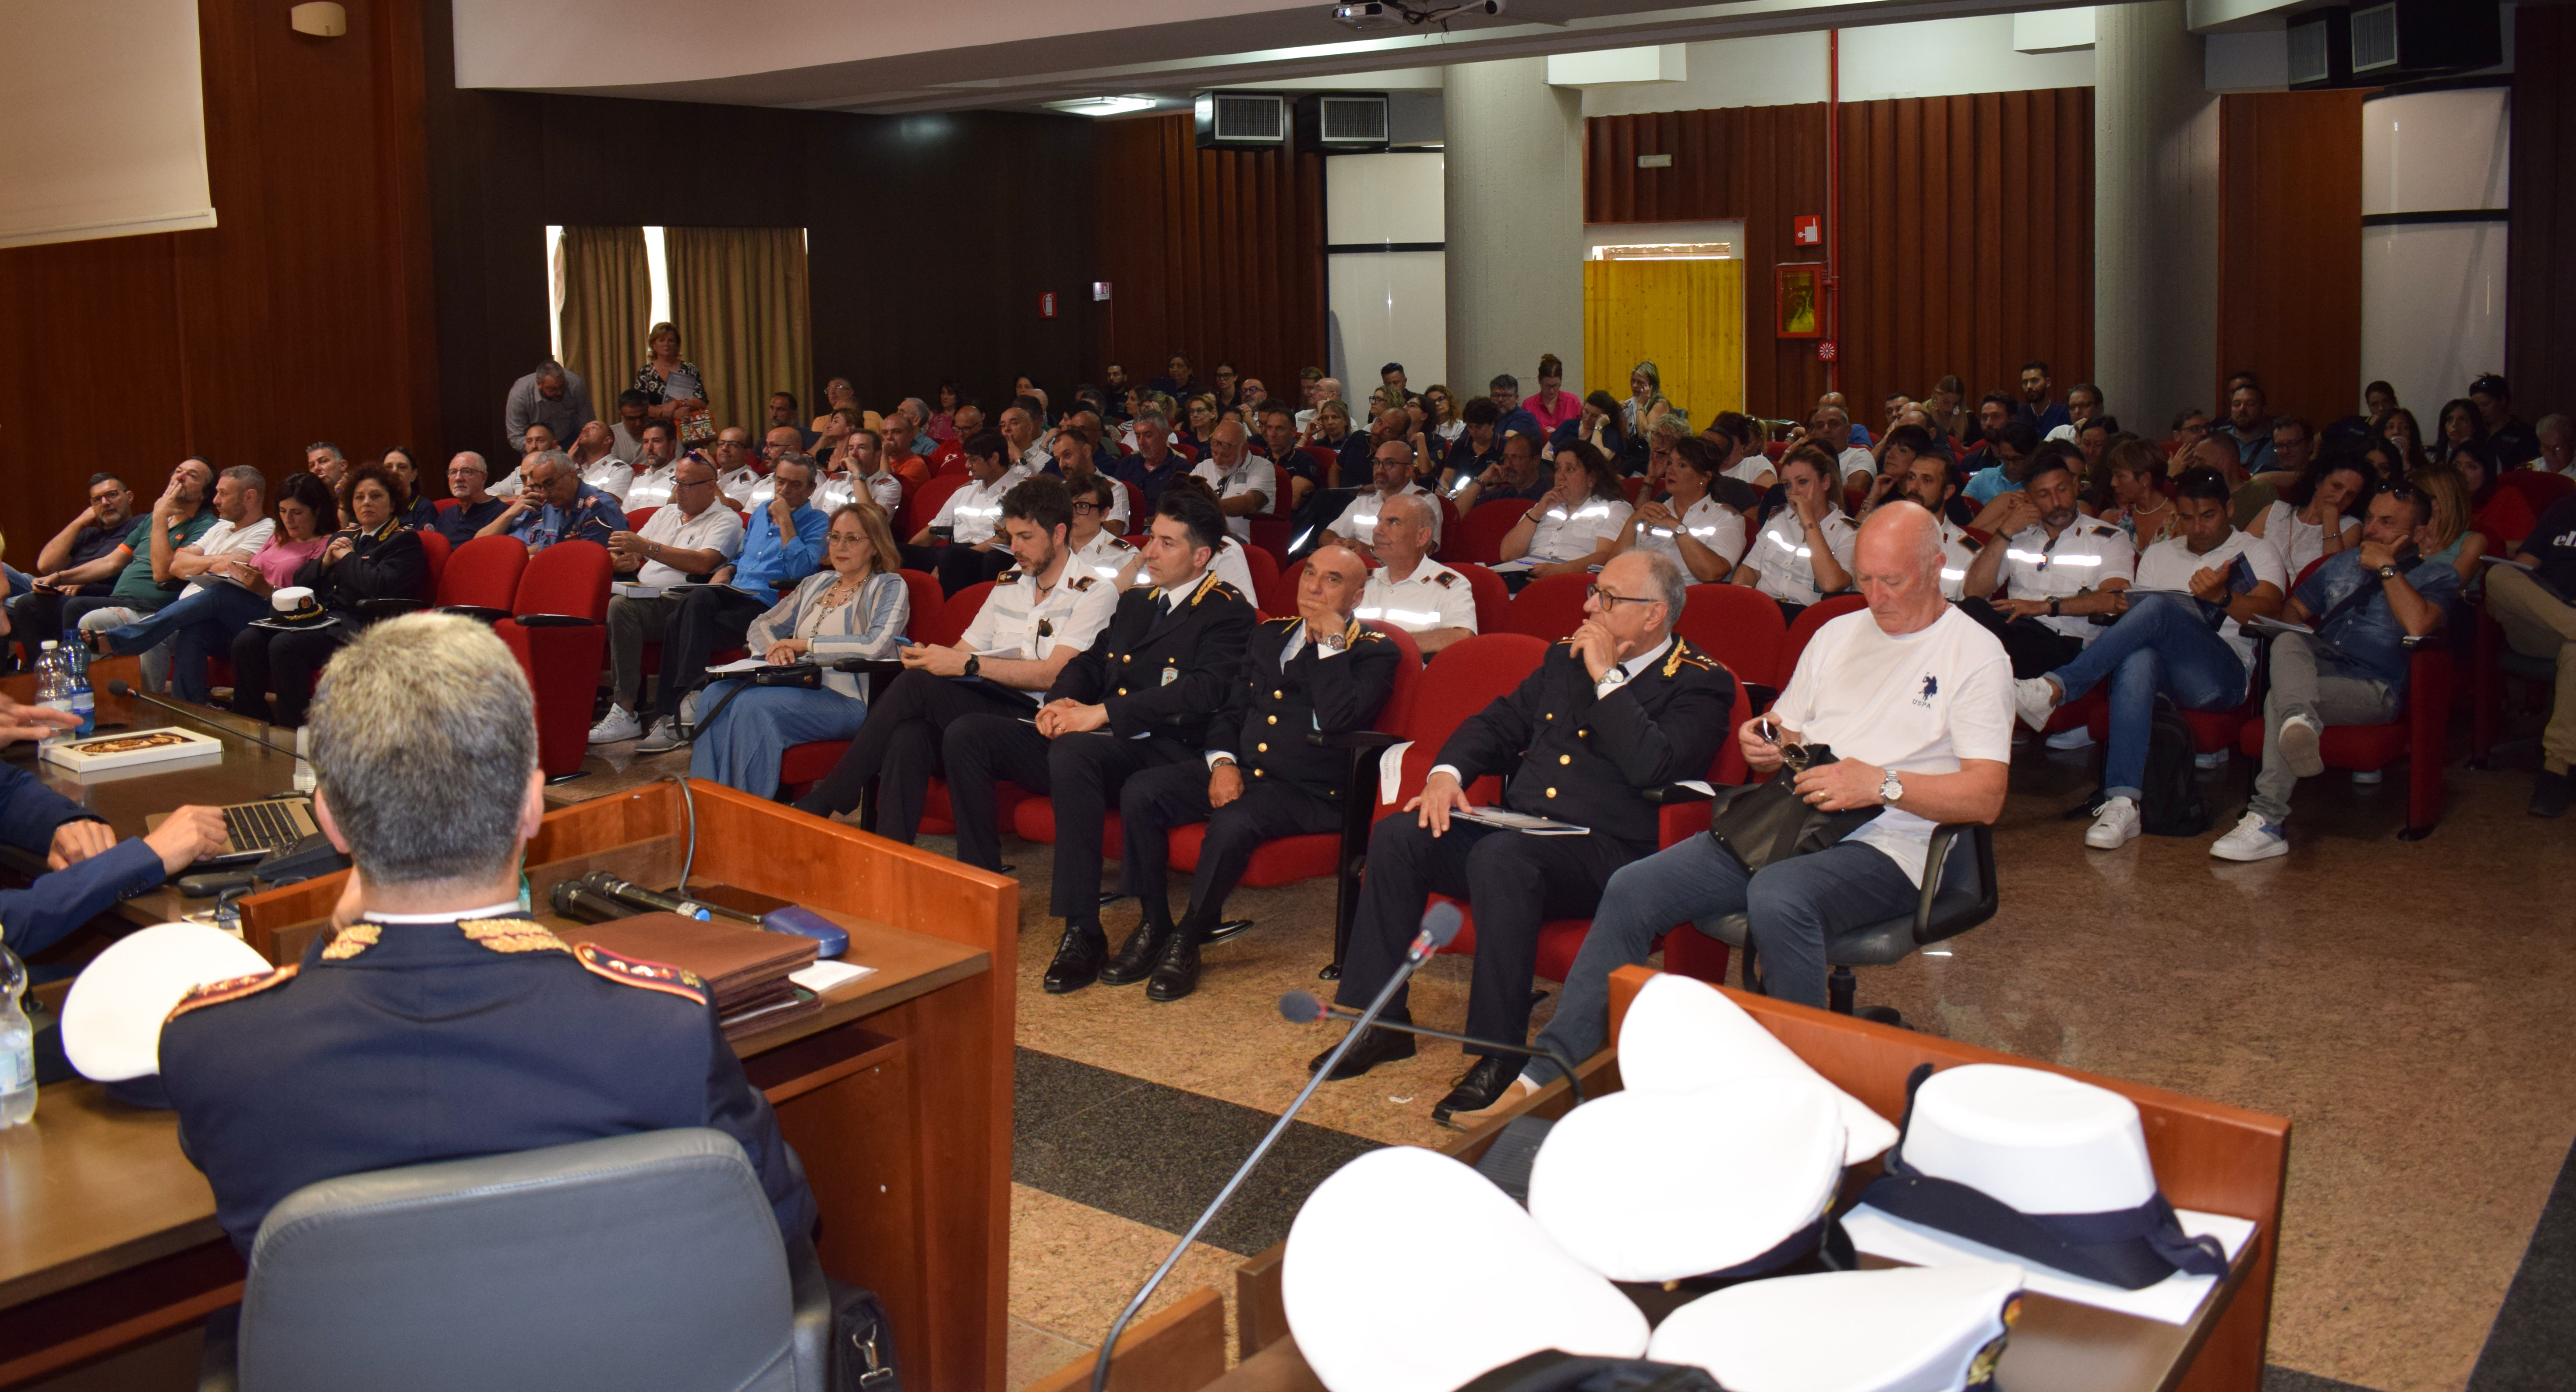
[1450,807,1590,836]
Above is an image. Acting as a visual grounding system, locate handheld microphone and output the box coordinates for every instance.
[549,879,635,924]
[1277,992,1585,1107]
[578,870,758,925]
[105,681,307,764]
[1086,902,1462,1392]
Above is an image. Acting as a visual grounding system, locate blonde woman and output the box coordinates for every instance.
[2406,466,2486,585]
[632,322,707,423]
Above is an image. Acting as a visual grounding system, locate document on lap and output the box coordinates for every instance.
[1449,807,1590,835]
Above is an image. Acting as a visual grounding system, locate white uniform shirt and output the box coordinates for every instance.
[175,518,279,600]
[1192,455,1279,540]
[1770,605,2014,885]
[931,476,1013,548]
[1356,557,1478,636]
[1016,440,1053,479]
[1325,484,1442,550]
[622,464,675,509]
[1934,518,1976,600]
[1073,529,1141,586]
[1997,519,2136,642]
[580,458,635,504]
[1210,539,1257,602]
[1634,496,1747,575]
[1501,495,1633,569]
[717,466,765,508]
[2134,527,2288,683]
[633,500,745,589]
[960,565,1119,663]
[1747,510,1860,606]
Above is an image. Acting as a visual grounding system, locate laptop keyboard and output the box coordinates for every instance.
[223,801,304,855]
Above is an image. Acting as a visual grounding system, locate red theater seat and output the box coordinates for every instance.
[1498,573,1593,642]
[492,540,612,779]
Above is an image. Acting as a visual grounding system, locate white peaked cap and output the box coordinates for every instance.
[1899,1064,2158,1213]
[60,923,271,1082]
[1648,1262,2026,1392]
[1618,973,1899,1164]
[1526,1077,1845,1283]
[1284,1146,1649,1392]
[270,586,315,613]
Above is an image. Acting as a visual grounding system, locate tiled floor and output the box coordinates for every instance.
[582,716,2576,1392]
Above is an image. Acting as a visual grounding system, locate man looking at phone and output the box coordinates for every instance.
[2009,467,2286,848]
[1461,504,2011,1123]
[2210,485,2457,861]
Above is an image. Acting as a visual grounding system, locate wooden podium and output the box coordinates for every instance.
[0,779,1018,1392]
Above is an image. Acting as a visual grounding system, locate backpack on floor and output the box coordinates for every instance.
[2139,697,2210,837]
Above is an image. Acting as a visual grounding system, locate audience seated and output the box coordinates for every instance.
[592,456,745,745]
[564,423,631,505]
[229,465,428,729]
[1320,439,1444,561]
[1160,476,1260,599]
[380,448,442,530]
[2214,381,2277,474]
[2012,467,2287,847]
[2214,486,2460,861]
[690,503,909,799]
[484,450,625,552]
[2452,440,2537,553]
[1615,436,1744,583]
[2471,373,2540,469]
[2535,413,2571,476]
[1956,392,2015,484]
[1112,545,1398,1001]
[1352,492,1476,654]
[1963,420,2042,505]
[1733,444,1857,621]
[1193,421,1275,541]
[4,471,133,666]
[818,426,904,515]
[1449,427,1548,515]
[96,472,335,705]
[2247,451,2366,580]
[619,421,681,509]
[711,427,767,505]
[1063,473,1144,587]
[1958,445,2135,681]
[909,430,1018,597]
[1493,442,1631,590]
[1441,397,1506,489]
[630,455,825,752]
[1803,404,1876,485]
[2095,438,2179,547]
[1115,406,1191,512]
[1321,550,1730,1120]
[38,459,218,650]
[999,399,1051,479]
[2014,360,2070,437]
[1705,412,1771,491]
[606,388,654,462]
[1858,437,1973,598]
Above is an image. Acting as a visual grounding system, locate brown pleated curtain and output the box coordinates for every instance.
[668,227,812,438]
[555,226,651,422]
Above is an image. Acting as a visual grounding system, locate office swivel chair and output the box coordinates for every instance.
[199,1128,830,1392]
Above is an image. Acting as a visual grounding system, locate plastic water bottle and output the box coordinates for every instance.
[0,945,35,1128]
[33,643,72,745]
[55,633,95,738]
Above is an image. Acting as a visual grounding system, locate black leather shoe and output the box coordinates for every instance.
[1432,1054,1523,1124]
[2533,770,2570,818]
[1308,1024,1416,1080]
[1097,920,1171,987]
[1042,924,1107,994]
[1144,930,1202,1001]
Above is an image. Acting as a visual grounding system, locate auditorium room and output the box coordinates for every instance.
[2,0,2571,1390]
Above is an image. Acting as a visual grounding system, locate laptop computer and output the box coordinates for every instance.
[148,796,322,866]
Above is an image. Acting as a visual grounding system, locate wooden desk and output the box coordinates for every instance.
[0,779,1020,1392]
[1223,968,2290,1392]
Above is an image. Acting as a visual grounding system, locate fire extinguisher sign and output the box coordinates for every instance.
[1817,340,1839,363]
[1039,292,1058,319]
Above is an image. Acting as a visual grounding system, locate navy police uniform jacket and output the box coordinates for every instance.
[1435,638,1735,849]
[0,763,163,956]
[1046,573,1257,747]
[1217,617,1399,803]
[157,914,817,1256]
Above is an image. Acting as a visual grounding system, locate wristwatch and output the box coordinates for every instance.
[2048,597,2062,618]
[963,655,981,679]
[2377,564,2402,583]
[1878,771,1905,805]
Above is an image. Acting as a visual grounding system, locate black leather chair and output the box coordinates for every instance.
[198,1128,830,1392]
[1697,822,1998,1027]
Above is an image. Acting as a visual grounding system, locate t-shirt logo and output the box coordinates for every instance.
[1921,674,1940,699]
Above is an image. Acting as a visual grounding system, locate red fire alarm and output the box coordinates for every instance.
[1816,340,1839,363]
[1793,215,1822,246]
[1039,292,1058,319]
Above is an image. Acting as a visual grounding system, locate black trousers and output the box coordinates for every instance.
[940,716,1195,917]
[788,669,1035,835]
[1331,818,1648,1054]
[656,585,770,722]
[1117,763,1339,929]
[1956,597,2085,679]
[228,623,353,728]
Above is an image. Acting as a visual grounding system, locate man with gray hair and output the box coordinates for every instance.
[1317,548,1735,1124]
[502,357,595,457]
[1472,503,2013,1121]
[155,613,815,1255]
[483,449,625,552]
[87,465,273,691]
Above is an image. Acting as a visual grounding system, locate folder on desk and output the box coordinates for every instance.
[571,912,821,1040]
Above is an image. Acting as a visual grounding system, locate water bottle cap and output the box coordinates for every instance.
[39,641,57,651]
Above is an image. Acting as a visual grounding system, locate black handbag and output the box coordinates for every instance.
[1704,742,1880,874]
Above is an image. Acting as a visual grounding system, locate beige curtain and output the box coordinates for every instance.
[555,226,651,420]
[667,227,812,439]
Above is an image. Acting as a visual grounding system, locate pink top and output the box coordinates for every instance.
[253,534,331,588]
[1526,389,1582,436]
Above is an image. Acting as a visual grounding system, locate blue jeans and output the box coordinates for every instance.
[688,681,869,801]
[1525,834,1923,1082]
[2044,593,2248,802]
[102,584,270,704]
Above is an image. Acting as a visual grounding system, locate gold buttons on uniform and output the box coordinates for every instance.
[1254,768,1265,777]
[1273,690,1284,700]
[1559,754,1571,765]
[1122,654,1131,663]
[1546,712,1555,720]
[1546,787,1558,798]
[1257,743,1269,753]
[1267,715,1277,725]
[1117,687,1128,695]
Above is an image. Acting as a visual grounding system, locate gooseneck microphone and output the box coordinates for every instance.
[1278,992,1586,1107]
[106,680,308,764]
[1086,902,1465,1392]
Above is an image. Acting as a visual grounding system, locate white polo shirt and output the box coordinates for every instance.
[1325,483,1442,550]
[175,517,278,600]
[633,500,744,589]
[1996,519,2136,641]
[1837,446,1877,482]
[1356,557,1478,636]
[1633,496,1747,574]
[1193,455,1279,541]
[1747,510,1859,606]
[960,565,1119,663]
[1498,495,1632,570]
[2134,528,2288,681]
[931,476,1013,547]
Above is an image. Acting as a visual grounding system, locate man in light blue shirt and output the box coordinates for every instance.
[633,455,828,752]
[489,451,625,552]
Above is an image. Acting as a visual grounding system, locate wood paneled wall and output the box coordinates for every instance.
[2217,90,2366,435]
[1089,114,1328,402]
[2510,4,2576,418]
[0,0,437,564]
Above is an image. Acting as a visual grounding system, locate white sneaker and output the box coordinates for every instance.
[2013,677,2060,732]
[2045,726,2094,751]
[2085,796,2141,849]
[2351,767,2384,785]
[679,688,701,731]
[2277,713,2324,778]
[2194,749,2228,770]
[634,717,685,754]
[2209,811,2288,862]
[587,705,643,744]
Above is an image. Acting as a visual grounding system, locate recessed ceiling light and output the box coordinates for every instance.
[1046,95,1159,117]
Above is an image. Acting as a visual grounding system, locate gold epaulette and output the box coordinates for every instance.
[574,944,709,1006]
[167,965,300,1022]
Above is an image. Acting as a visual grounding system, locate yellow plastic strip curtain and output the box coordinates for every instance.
[1583,258,1744,426]
[555,226,651,434]
[667,226,814,440]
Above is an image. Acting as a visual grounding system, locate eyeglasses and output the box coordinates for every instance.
[675,476,717,489]
[1586,586,1657,608]
[1071,501,1102,515]
[827,532,870,545]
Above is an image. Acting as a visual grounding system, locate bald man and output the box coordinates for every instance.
[1477,504,2013,1120]
[1105,544,1398,1002]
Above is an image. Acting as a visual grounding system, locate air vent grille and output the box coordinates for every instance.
[2287,20,2330,85]
[1214,94,1285,142]
[1319,95,1388,143]
[2351,3,2400,72]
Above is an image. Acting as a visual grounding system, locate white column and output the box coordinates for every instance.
[2093,1,2218,431]
[1442,56,1585,398]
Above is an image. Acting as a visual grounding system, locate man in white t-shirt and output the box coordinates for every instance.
[1958,446,2134,682]
[1322,439,1443,561]
[1353,492,1477,653]
[1191,421,1276,542]
[1478,503,2012,1118]
[590,457,746,744]
[1806,405,1878,484]
[2009,465,2286,848]
[96,465,276,691]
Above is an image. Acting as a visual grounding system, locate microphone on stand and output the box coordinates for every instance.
[1085,902,1465,1392]
[1278,992,1585,1107]
[105,681,308,764]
